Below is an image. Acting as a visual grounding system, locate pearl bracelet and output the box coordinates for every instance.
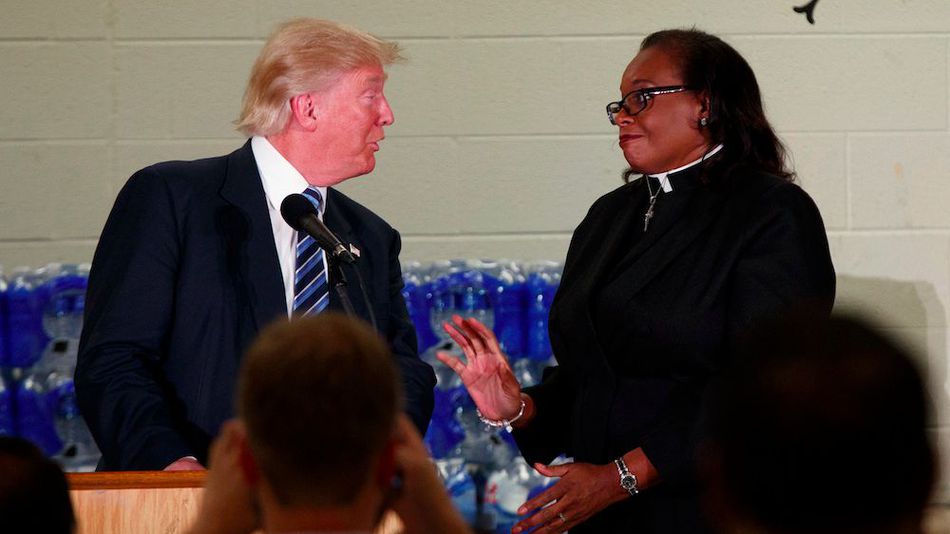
[476,399,526,432]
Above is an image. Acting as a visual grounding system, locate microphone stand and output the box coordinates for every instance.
[326,253,357,319]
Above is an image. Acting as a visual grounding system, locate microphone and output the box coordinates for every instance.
[280,194,356,264]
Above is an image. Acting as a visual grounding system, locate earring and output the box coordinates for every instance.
[699,116,708,128]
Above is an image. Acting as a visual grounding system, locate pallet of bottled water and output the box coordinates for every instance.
[402,259,565,533]
[0,258,565,525]
[0,263,100,472]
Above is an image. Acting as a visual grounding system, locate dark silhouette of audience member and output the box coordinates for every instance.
[703,313,936,534]
[0,436,76,533]
[188,312,469,534]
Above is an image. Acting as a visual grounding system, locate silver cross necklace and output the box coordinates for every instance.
[643,176,661,231]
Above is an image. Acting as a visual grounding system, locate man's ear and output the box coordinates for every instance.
[374,439,399,490]
[235,424,261,487]
[288,93,320,131]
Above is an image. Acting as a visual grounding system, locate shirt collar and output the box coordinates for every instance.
[251,135,328,217]
[647,143,724,193]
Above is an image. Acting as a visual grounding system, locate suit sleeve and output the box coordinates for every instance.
[76,168,193,470]
[639,182,836,486]
[384,228,436,434]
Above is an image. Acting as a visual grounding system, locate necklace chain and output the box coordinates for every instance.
[643,177,660,231]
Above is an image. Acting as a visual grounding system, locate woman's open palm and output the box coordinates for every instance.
[436,315,524,421]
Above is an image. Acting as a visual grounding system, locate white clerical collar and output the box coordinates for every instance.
[252,135,328,217]
[647,144,724,193]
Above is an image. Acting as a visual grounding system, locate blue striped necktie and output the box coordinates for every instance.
[293,187,330,315]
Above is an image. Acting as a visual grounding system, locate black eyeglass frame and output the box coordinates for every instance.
[606,85,696,125]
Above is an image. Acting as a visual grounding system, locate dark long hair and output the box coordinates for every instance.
[624,29,793,185]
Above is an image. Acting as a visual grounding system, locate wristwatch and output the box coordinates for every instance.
[614,457,639,497]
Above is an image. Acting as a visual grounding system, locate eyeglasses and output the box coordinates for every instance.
[605,85,695,125]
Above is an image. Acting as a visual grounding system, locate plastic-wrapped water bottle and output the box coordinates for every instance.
[402,261,437,353]
[0,374,13,436]
[0,268,8,368]
[436,457,479,525]
[452,393,516,472]
[424,386,466,459]
[487,457,557,534]
[421,263,463,390]
[520,262,562,387]
[41,263,88,341]
[483,260,526,360]
[43,340,99,471]
[15,368,62,456]
[6,268,49,369]
[421,260,496,391]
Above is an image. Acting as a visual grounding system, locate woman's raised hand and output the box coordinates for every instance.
[436,315,524,421]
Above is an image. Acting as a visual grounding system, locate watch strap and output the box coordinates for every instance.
[614,457,639,496]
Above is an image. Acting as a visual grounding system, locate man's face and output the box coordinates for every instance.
[309,64,394,185]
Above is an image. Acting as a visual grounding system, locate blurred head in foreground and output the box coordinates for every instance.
[238,312,401,526]
[704,313,935,534]
[0,436,75,534]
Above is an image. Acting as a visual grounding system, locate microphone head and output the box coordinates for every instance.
[280,193,317,232]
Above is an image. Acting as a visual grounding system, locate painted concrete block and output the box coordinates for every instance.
[389,37,637,136]
[830,234,950,328]
[783,133,847,230]
[454,135,625,233]
[115,0,258,39]
[850,134,950,230]
[401,234,572,263]
[258,0,459,38]
[0,143,111,240]
[0,0,107,39]
[732,36,947,132]
[335,137,464,235]
[0,43,110,140]
[113,140,248,189]
[0,241,97,270]
[455,0,821,36]
[114,44,260,139]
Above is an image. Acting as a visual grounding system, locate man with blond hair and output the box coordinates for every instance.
[77,18,435,471]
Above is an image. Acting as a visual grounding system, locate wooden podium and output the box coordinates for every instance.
[68,472,205,534]
[67,472,403,534]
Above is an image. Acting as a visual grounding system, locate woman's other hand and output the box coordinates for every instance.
[436,315,524,421]
[511,461,626,534]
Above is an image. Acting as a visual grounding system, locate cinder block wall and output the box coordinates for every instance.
[2,0,949,502]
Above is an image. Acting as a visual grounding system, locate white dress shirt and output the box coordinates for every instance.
[251,135,329,317]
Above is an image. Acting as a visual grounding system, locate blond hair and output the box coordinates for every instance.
[236,18,403,136]
[237,313,401,506]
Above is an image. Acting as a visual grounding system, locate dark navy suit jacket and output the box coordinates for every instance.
[76,141,435,470]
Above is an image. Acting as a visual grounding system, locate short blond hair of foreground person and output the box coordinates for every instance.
[187,313,470,534]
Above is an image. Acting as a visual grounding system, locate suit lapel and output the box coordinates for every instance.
[218,141,287,331]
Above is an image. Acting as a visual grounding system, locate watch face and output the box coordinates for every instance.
[621,475,636,489]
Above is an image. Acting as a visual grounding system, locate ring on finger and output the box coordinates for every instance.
[558,512,567,523]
